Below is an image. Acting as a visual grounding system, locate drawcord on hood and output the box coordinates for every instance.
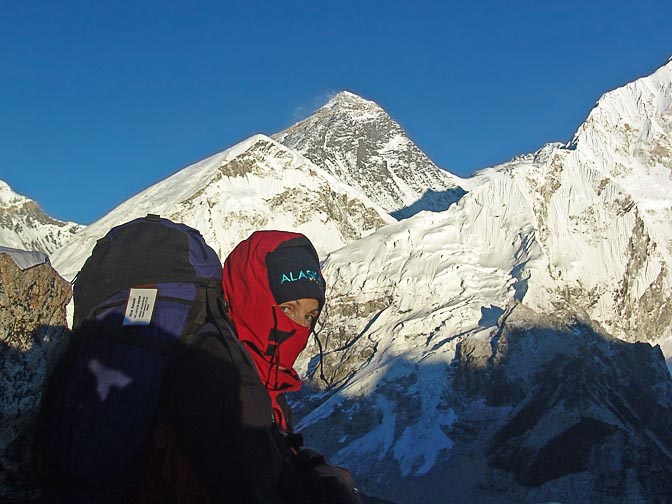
[312,330,328,385]
[268,306,284,390]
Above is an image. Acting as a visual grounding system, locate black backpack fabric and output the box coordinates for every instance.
[37,214,238,503]
[290,448,362,504]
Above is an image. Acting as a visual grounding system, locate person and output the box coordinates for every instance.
[221,230,325,433]
[140,230,360,503]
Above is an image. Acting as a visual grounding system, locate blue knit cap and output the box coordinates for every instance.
[266,239,325,307]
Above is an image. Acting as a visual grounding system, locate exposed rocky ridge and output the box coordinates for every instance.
[0,181,83,254]
[273,91,466,218]
[0,250,72,501]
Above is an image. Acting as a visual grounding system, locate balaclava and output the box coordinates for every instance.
[222,231,325,431]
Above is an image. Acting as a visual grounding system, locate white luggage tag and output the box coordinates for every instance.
[123,288,158,326]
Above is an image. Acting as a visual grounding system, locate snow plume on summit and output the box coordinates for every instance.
[0,180,83,254]
[273,91,466,219]
[292,61,672,503]
[51,134,394,281]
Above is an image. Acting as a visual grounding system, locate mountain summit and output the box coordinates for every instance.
[273,91,466,218]
[320,90,384,114]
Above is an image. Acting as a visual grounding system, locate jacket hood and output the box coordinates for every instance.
[222,230,324,430]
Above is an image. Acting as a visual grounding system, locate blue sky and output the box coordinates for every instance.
[2,1,671,224]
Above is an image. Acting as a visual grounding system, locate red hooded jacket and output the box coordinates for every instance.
[222,231,324,432]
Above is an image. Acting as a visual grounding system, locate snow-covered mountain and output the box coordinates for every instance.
[52,134,394,280]
[273,91,466,219]
[291,61,672,503]
[562,60,672,348]
[5,57,671,503]
[0,180,83,254]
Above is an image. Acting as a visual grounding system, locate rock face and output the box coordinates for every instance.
[0,249,71,501]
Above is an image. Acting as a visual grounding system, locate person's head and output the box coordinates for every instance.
[221,231,325,410]
[265,237,325,328]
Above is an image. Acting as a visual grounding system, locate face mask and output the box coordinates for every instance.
[261,306,312,388]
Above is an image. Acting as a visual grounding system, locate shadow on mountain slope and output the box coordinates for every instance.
[7,314,672,504]
[390,187,467,220]
[454,314,672,504]
[296,309,672,504]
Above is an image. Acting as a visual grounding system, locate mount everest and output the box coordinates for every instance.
[272,90,466,219]
[2,59,672,503]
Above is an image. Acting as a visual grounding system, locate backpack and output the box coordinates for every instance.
[38,214,233,502]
